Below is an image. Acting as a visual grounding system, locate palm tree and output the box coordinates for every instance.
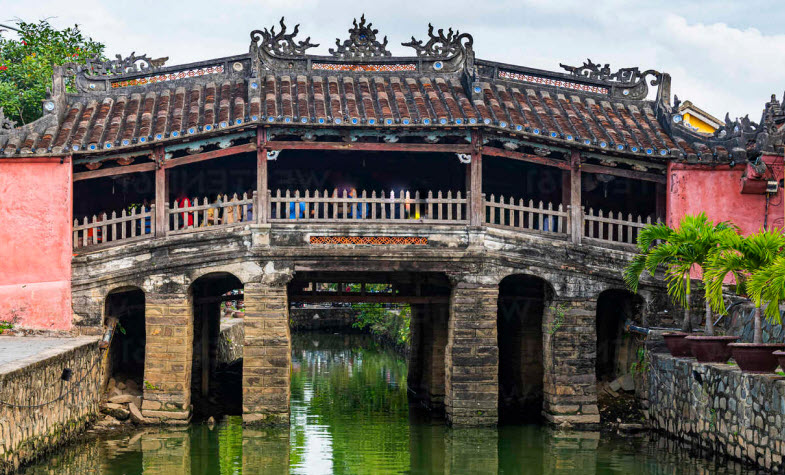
[625,213,737,333]
[704,229,785,343]
[747,255,785,326]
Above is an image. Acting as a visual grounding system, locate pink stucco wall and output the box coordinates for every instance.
[667,155,785,235]
[0,158,72,330]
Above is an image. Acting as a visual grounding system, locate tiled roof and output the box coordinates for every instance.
[0,18,768,163]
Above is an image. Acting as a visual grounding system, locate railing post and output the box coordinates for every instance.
[469,130,483,227]
[154,146,168,237]
[569,150,582,244]
[257,127,269,224]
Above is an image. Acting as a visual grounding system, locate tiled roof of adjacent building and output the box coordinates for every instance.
[0,16,776,164]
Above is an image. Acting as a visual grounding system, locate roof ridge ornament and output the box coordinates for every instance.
[329,15,391,59]
[559,58,660,86]
[0,107,16,131]
[250,17,319,57]
[66,52,168,78]
[558,58,662,100]
[402,23,473,58]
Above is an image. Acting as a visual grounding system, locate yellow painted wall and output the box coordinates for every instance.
[683,113,717,133]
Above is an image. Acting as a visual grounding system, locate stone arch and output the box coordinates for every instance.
[595,288,644,383]
[104,285,146,390]
[189,271,245,418]
[497,273,555,423]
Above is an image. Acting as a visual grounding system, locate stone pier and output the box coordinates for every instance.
[142,293,193,423]
[444,278,499,426]
[242,280,291,425]
[542,298,600,427]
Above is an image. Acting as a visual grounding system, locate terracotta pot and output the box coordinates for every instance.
[662,332,692,357]
[728,343,785,373]
[685,336,740,363]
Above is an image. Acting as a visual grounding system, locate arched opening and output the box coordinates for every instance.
[104,287,146,391]
[497,275,552,424]
[190,272,244,418]
[596,289,644,383]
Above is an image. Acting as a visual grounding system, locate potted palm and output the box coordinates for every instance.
[625,222,692,356]
[704,229,785,372]
[625,213,739,360]
[747,255,785,370]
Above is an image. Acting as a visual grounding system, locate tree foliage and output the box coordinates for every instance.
[0,20,104,125]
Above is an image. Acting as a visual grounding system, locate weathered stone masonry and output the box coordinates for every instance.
[445,279,499,426]
[141,293,193,422]
[0,337,102,475]
[647,353,785,472]
[543,298,601,426]
[243,281,291,425]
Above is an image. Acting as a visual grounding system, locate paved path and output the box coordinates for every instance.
[0,336,100,373]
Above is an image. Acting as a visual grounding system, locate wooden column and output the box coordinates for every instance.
[655,182,666,223]
[257,127,268,224]
[569,150,582,244]
[154,146,168,237]
[469,130,483,227]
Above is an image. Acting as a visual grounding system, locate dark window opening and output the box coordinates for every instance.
[105,288,146,389]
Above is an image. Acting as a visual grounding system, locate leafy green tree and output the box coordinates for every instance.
[704,229,785,343]
[747,255,785,326]
[624,213,737,334]
[0,20,104,125]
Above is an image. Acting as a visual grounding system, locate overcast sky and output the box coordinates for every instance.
[2,0,783,121]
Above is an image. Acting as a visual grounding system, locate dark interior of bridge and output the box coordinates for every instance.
[190,272,245,418]
[73,151,659,224]
[497,275,549,424]
[269,150,466,195]
[595,289,644,383]
[104,288,146,387]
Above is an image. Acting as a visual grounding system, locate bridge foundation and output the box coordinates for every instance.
[141,293,194,423]
[542,298,601,427]
[242,281,291,425]
[445,278,499,426]
[408,303,448,408]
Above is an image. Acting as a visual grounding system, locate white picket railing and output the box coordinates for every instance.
[73,205,154,249]
[583,208,657,245]
[72,189,659,250]
[484,195,569,235]
[268,189,469,224]
[168,192,256,233]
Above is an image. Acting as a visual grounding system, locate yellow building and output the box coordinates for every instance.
[677,100,723,134]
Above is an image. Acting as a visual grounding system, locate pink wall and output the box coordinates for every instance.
[0,158,73,330]
[667,155,785,235]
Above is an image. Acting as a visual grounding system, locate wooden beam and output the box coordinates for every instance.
[291,294,450,304]
[264,141,472,154]
[570,150,582,244]
[581,163,666,184]
[482,146,570,170]
[163,142,257,169]
[154,147,167,238]
[469,130,483,226]
[73,161,156,181]
[257,127,268,224]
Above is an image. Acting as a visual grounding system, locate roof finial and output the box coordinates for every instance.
[329,14,391,59]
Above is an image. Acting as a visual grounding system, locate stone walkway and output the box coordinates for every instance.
[0,336,99,373]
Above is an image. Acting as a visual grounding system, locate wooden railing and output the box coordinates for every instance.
[168,192,256,233]
[582,208,657,245]
[483,195,568,235]
[72,189,659,250]
[268,189,469,224]
[73,205,154,248]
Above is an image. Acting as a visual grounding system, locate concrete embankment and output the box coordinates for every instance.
[0,336,102,474]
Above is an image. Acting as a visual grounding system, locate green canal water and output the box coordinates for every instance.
[22,332,756,474]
